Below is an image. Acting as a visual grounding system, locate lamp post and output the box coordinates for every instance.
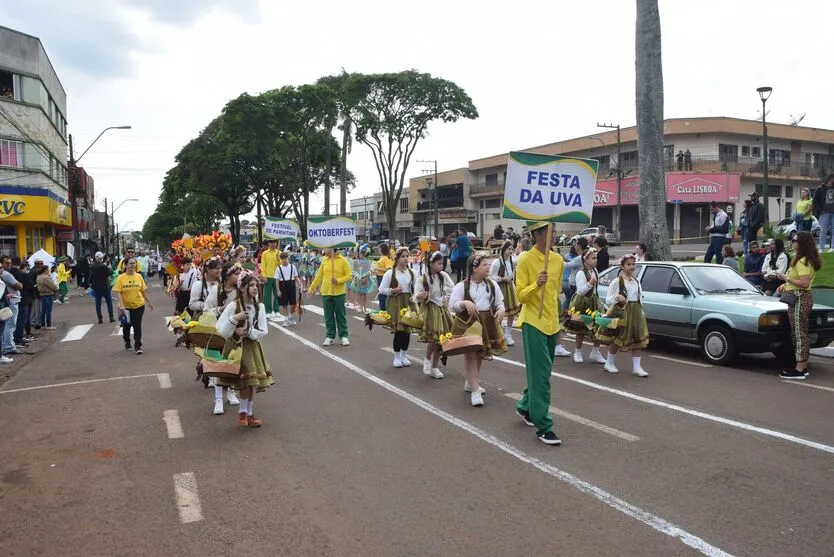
[111,198,138,256]
[418,159,439,239]
[757,86,773,223]
[597,123,621,240]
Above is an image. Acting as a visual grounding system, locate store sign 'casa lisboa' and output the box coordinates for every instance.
[0,198,26,219]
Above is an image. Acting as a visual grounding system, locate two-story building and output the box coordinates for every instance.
[408,168,479,239]
[349,189,414,244]
[0,26,72,258]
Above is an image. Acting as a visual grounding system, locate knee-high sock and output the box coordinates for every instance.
[214,385,223,401]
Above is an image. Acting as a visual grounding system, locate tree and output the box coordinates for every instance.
[347,70,478,241]
[318,69,356,216]
[636,0,671,261]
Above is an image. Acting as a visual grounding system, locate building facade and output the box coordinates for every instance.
[0,26,72,258]
[349,188,414,243]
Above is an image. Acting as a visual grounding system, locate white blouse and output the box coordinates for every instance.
[761,252,789,278]
[275,264,298,281]
[379,268,415,295]
[188,280,219,312]
[606,275,642,305]
[203,286,239,317]
[489,256,517,282]
[179,268,200,291]
[412,271,455,307]
[575,268,599,296]
[217,299,268,341]
[448,279,505,313]
[409,262,427,277]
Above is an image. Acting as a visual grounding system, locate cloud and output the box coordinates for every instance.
[122,0,260,25]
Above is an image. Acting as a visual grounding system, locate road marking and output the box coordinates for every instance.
[61,324,94,342]
[353,316,365,322]
[271,323,729,557]
[650,354,712,368]
[782,381,834,393]
[157,373,172,389]
[0,373,162,394]
[493,356,834,455]
[504,393,639,442]
[165,316,174,328]
[110,325,122,337]
[163,410,184,439]
[305,305,324,315]
[172,472,203,524]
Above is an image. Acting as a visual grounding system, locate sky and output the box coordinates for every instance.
[2,0,832,232]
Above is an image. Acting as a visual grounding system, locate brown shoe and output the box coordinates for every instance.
[246,415,263,428]
[237,412,248,426]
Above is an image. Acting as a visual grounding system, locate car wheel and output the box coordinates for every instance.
[699,324,736,365]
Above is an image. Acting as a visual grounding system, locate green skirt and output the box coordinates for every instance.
[597,302,649,351]
[216,337,275,392]
[499,281,521,316]
[450,311,508,360]
[563,292,601,334]
[385,293,413,333]
[418,302,454,343]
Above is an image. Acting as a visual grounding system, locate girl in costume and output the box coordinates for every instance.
[488,240,520,346]
[448,254,507,407]
[216,272,274,428]
[601,254,649,377]
[347,248,360,310]
[413,251,454,379]
[378,247,417,368]
[351,244,376,314]
[564,248,606,365]
[298,248,313,289]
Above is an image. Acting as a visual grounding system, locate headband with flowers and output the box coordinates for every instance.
[582,247,598,261]
[618,254,637,267]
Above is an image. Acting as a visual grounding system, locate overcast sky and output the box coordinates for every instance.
[2,0,831,231]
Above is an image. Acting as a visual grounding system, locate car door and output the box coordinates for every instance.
[638,266,694,339]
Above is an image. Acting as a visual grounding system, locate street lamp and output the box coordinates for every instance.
[73,126,132,164]
[757,86,773,223]
[418,159,439,239]
[111,198,138,255]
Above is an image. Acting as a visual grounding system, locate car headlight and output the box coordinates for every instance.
[827,313,834,324]
[759,314,782,327]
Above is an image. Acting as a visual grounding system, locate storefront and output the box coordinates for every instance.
[0,186,72,258]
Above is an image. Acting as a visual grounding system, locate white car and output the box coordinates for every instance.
[569,227,618,246]
[772,216,820,240]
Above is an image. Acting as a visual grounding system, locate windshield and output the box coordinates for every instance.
[776,219,792,226]
[681,266,761,294]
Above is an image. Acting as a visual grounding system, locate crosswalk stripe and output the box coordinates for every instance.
[61,324,94,342]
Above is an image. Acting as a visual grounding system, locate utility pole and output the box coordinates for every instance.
[597,123,621,241]
[256,190,263,245]
[324,129,332,215]
[757,87,773,224]
[69,134,80,257]
[103,197,109,254]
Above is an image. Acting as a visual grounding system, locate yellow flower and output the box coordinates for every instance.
[400,308,408,317]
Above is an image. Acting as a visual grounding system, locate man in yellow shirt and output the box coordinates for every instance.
[309,247,353,346]
[374,243,394,310]
[56,257,71,304]
[514,221,565,446]
[116,249,143,274]
[260,240,280,317]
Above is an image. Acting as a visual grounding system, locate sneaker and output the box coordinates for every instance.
[604,362,620,374]
[553,345,571,357]
[135,349,143,355]
[573,351,584,364]
[124,342,132,351]
[422,359,432,377]
[463,379,485,394]
[98,318,103,324]
[537,431,562,445]
[45,326,57,331]
[430,368,444,379]
[323,337,334,346]
[227,390,240,406]
[400,352,411,366]
[237,412,249,426]
[246,415,263,428]
[393,355,404,368]
[213,399,224,415]
[632,368,649,377]
[0,356,13,364]
[281,320,291,327]
[506,335,515,346]
[589,349,606,364]
[341,337,350,346]
[516,408,535,427]
[471,391,484,407]
[779,368,808,380]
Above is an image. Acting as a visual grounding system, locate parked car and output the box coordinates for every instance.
[570,226,618,246]
[772,216,820,240]
[595,261,834,365]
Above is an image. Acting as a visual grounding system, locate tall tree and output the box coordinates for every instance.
[347,70,478,240]
[318,69,356,216]
[636,0,671,260]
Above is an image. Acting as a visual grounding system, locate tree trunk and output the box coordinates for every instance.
[635,0,671,261]
[323,133,332,216]
[339,120,349,216]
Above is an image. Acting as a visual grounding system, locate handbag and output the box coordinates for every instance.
[779,291,798,307]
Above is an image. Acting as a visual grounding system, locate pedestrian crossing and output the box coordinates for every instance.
[61,324,94,342]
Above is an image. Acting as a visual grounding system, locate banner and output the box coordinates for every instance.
[306,216,357,249]
[502,151,599,224]
[264,217,299,241]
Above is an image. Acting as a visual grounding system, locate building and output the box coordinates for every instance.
[349,195,376,241]
[68,164,101,253]
[349,188,414,243]
[408,168,479,239]
[0,26,72,258]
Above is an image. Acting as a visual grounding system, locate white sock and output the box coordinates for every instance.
[247,399,254,416]
[632,356,641,370]
[400,350,408,359]
[607,352,616,365]
[214,385,223,401]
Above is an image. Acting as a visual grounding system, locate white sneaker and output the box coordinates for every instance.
[505,331,515,346]
[589,349,606,364]
[464,379,485,394]
[400,351,411,366]
[213,399,224,415]
[207,376,216,387]
[393,355,404,368]
[471,391,484,407]
[0,356,12,364]
[430,368,444,379]
[422,359,432,377]
[323,337,334,346]
[227,390,240,405]
[341,337,350,346]
[553,345,571,357]
[604,362,620,374]
[632,368,650,377]
[573,351,584,363]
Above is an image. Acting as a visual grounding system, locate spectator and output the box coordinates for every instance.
[813,174,834,251]
[90,252,115,324]
[29,259,43,330]
[704,202,729,264]
[18,260,35,342]
[796,188,813,232]
[452,227,472,282]
[739,200,751,254]
[35,264,58,332]
[634,242,648,262]
[722,245,739,272]
[493,224,505,240]
[761,239,788,295]
[56,256,70,303]
[10,257,31,350]
[747,193,766,246]
[1,256,23,357]
[742,241,765,286]
[684,149,692,171]
[594,236,610,273]
[77,253,91,290]
[676,150,684,171]
[137,251,150,281]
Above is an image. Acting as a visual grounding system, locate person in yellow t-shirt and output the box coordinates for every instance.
[795,188,814,233]
[514,222,564,446]
[259,240,280,317]
[309,247,352,346]
[374,243,394,310]
[113,257,154,354]
[56,257,71,304]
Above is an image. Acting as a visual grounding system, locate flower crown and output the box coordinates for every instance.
[618,254,637,267]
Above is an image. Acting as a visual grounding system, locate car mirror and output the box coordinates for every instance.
[669,285,689,296]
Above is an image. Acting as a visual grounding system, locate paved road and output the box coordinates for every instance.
[2,284,833,556]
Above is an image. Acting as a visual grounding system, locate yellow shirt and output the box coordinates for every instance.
[515,246,565,336]
[117,259,143,273]
[261,249,279,278]
[785,256,815,291]
[57,263,70,283]
[797,198,813,219]
[310,254,353,297]
[113,272,147,309]
[375,255,393,277]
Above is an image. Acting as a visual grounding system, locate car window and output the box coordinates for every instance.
[598,267,621,286]
[641,267,676,293]
[776,219,792,226]
[681,266,761,294]
[669,272,686,293]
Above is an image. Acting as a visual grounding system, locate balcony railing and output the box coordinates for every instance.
[469,180,505,195]
[593,156,828,181]
[416,198,464,211]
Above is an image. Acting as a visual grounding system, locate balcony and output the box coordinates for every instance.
[660,155,825,180]
[469,180,505,196]
[416,197,464,211]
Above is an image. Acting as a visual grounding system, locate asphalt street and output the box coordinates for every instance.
[1,281,833,556]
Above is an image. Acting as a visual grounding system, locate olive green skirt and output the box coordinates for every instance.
[216,337,275,392]
[385,293,413,333]
[418,302,454,343]
[563,292,601,335]
[450,311,508,360]
[597,302,649,351]
[499,281,521,317]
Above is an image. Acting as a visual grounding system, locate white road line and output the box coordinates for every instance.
[271,323,728,557]
[157,373,172,389]
[172,472,203,524]
[61,324,94,342]
[305,305,324,315]
[782,381,834,393]
[504,393,639,442]
[164,316,174,328]
[163,409,184,439]
[110,327,122,337]
[353,316,365,322]
[650,354,713,368]
[493,356,834,455]
[0,373,161,394]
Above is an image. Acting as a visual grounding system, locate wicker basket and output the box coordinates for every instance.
[201,359,241,378]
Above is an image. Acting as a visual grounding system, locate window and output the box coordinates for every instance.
[785,201,793,219]
[741,146,750,157]
[769,149,790,165]
[785,186,794,199]
[669,273,687,294]
[485,173,498,186]
[399,197,408,213]
[0,70,20,100]
[641,267,676,293]
[719,144,739,163]
[0,140,22,167]
[484,198,501,208]
[752,146,761,158]
[619,150,638,169]
[598,267,621,287]
[755,184,781,197]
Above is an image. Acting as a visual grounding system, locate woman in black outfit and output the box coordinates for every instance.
[594,236,610,273]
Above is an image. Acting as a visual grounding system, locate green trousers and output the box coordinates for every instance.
[263,278,279,313]
[59,281,68,303]
[323,294,348,340]
[516,324,556,435]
